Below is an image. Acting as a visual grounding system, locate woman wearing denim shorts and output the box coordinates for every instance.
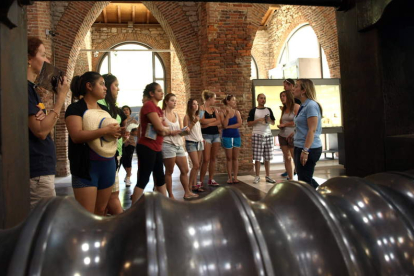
[184,98,205,192]
[199,90,221,186]
[162,93,198,200]
[220,95,242,184]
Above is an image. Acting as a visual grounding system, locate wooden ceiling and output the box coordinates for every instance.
[95,2,277,27]
[94,2,159,25]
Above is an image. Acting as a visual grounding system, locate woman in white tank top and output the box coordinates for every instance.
[183,98,205,193]
[162,94,198,200]
[277,91,300,180]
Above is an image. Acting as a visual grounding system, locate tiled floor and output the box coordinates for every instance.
[55,154,345,210]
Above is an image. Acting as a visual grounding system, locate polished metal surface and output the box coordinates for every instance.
[1,171,414,275]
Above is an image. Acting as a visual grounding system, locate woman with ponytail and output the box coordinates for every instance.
[65,71,122,215]
[131,82,172,203]
[289,79,323,189]
[199,90,221,187]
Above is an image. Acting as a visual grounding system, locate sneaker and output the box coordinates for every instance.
[124,176,127,183]
[253,176,260,184]
[265,176,276,183]
[125,178,131,187]
[281,171,288,177]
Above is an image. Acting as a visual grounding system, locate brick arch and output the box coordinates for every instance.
[142,2,201,97]
[91,33,171,93]
[262,6,340,79]
[54,1,110,79]
[52,1,109,176]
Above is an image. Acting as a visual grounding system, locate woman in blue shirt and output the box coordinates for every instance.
[289,79,323,188]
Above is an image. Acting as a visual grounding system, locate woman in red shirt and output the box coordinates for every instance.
[131,83,179,203]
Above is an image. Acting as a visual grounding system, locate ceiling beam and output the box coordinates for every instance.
[117,5,122,24]
[103,7,107,23]
[93,23,160,28]
[260,5,280,26]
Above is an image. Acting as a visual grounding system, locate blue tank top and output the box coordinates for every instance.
[222,115,240,138]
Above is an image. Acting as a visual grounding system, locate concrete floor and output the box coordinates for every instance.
[55,155,345,210]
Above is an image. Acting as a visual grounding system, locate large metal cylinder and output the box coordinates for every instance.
[1,171,414,275]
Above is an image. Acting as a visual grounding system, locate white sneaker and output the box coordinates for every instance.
[266,176,276,183]
[125,178,131,187]
[253,176,260,184]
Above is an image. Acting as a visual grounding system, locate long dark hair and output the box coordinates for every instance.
[162,93,176,110]
[280,91,295,115]
[70,71,101,100]
[143,82,160,99]
[186,98,199,124]
[121,105,132,115]
[102,74,118,119]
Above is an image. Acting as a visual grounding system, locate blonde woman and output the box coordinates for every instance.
[289,79,323,188]
[199,90,221,186]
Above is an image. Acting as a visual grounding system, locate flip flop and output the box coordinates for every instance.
[183,194,199,200]
[226,179,233,184]
[232,179,240,184]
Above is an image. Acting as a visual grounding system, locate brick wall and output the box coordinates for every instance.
[252,5,340,79]
[199,3,269,172]
[73,31,92,77]
[170,43,186,120]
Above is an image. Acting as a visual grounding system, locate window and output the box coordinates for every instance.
[251,57,259,80]
[273,25,330,79]
[98,42,166,108]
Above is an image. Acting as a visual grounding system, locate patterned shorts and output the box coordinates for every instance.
[252,134,274,161]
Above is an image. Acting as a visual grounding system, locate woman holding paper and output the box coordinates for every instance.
[131,83,175,203]
[162,93,198,200]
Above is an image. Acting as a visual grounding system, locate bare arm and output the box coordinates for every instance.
[66,115,121,144]
[224,111,242,129]
[28,77,69,140]
[294,104,300,116]
[247,117,265,127]
[147,112,180,136]
[303,116,318,149]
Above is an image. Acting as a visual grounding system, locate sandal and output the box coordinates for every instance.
[197,184,205,192]
[226,179,233,184]
[208,179,220,186]
[183,193,199,200]
[232,179,240,184]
